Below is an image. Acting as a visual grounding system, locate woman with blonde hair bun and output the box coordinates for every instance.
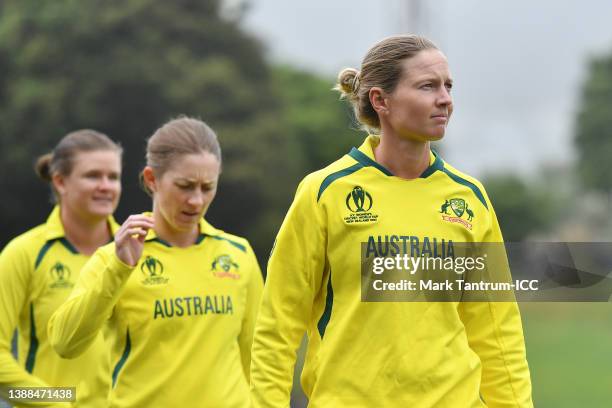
[251,35,533,407]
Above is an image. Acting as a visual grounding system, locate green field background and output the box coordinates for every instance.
[522,303,612,407]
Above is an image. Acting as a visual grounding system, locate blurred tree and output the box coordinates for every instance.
[574,53,612,194]
[270,65,360,172]
[484,174,558,241]
[0,0,300,260]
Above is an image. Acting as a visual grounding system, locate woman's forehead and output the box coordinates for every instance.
[401,49,451,79]
[72,150,121,169]
[165,152,220,178]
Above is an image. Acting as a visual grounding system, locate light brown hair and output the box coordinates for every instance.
[335,34,438,131]
[141,116,221,195]
[34,129,123,202]
[35,129,122,200]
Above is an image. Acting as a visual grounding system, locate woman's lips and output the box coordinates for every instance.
[431,115,448,123]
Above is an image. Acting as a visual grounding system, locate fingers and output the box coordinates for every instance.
[114,215,154,266]
[121,214,155,229]
[125,227,148,237]
[118,215,153,233]
[115,214,154,244]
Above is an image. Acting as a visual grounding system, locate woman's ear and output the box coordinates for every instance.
[369,87,389,116]
[142,167,157,194]
[51,173,66,197]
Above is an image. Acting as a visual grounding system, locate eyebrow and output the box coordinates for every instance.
[414,75,453,82]
[83,169,120,175]
[176,178,216,185]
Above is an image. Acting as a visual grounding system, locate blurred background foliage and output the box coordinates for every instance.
[2,0,610,254]
[0,0,357,261]
[1,1,612,407]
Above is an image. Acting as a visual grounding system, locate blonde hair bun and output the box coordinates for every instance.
[335,68,360,99]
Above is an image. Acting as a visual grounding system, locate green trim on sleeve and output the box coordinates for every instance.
[25,304,39,373]
[317,272,334,338]
[112,329,131,388]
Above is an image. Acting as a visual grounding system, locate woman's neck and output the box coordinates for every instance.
[60,206,111,256]
[153,210,199,248]
[373,131,431,179]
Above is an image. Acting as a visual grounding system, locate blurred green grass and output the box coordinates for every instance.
[521,303,612,407]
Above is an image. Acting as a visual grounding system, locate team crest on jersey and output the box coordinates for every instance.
[141,255,169,285]
[439,198,474,230]
[212,254,240,279]
[49,261,74,289]
[343,186,379,224]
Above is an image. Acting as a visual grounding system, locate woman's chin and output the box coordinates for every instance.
[173,215,201,230]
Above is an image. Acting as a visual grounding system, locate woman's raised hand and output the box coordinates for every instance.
[114,214,155,267]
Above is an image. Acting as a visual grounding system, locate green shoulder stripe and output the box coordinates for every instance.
[35,238,80,270]
[317,163,364,201]
[209,235,246,253]
[441,167,488,210]
[34,240,56,269]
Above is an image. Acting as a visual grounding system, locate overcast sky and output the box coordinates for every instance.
[243,0,612,177]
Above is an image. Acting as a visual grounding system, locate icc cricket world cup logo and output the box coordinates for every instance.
[49,262,73,289]
[141,255,168,285]
[346,186,373,213]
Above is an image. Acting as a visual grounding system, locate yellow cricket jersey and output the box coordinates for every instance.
[250,136,533,408]
[48,215,264,408]
[0,206,117,407]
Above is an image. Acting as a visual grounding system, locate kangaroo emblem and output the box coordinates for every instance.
[465,204,474,221]
[439,200,450,214]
